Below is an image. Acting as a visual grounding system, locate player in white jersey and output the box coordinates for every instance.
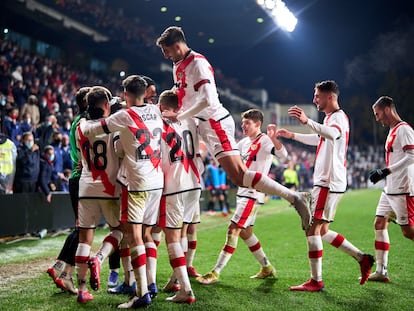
[367,96,414,282]
[74,86,123,303]
[156,90,200,303]
[197,109,287,285]
[277,80,374,292]
[156,26,312,231]
[80,76,163,308]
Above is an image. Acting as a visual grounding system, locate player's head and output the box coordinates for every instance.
[241,109,263,137]
[372,96,397,127]
[156,26,188,62]
[141,75,157,104]
[158,89,179,112]
[75,86,92,114]
[86,86,112,120]
[313,80,339,112]
[122,75,147,107]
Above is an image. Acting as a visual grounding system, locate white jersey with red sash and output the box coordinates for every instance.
[313,110,349,192]
[173,50,229,121]
[237,133,287,202]
[384,121,414,194]
[77,119,120,198]
[81,105,163,192]
[161,117,201,195]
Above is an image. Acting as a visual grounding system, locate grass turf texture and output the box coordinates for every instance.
[1,189,413,310]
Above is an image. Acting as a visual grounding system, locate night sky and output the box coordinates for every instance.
[196,0,414,101]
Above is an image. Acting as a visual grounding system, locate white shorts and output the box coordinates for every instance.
[376,192,414,226]
[143,189,162,226]
[183,189,201,224]
[78,198,120,229]
[159,191,198,229]
[231,196,261,229]
[311,186,343,222]
[197,114,240,160]
[120,190,148,224]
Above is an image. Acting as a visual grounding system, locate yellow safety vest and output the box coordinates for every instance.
[0,139,15,175]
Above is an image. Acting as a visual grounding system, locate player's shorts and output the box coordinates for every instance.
[143,189,162,226]
[120,190,148,224]
[376,192,414,226]
[159,191,198,229]
[183,189,201,224]
[78,198,120,229]
[231,196,261,229]
[197,114,240,160]
[311,186,344,222]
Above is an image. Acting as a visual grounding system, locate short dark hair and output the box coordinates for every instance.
[159,90,178,110]
[75,87,91,113]
[156,26,186,47]
[86,86,112,120]
[140,75,155,88]
[315,80,339,96]
[241,109,264,124]
[122,75,147,97]
[373,96,395,110]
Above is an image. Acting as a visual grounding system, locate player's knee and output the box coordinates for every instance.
[374,216,387,230]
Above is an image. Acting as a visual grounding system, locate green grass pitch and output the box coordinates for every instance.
[1,188,413,310]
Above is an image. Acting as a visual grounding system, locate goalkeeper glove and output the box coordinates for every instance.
[368,168,390,184]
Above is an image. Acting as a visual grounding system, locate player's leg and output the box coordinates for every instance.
[290,187,325,292]
[183,190,201,277]
[219,155,311,230]
[75,227,95,303]
[197,223,242,285]
[185,223,201,277]
[143,224,158,298]
[107,249,120,287]
[319,193,374,285]
[240,226,276,279]
[117,191,152,309]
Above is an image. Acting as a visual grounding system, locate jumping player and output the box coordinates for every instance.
[156,26,311,231]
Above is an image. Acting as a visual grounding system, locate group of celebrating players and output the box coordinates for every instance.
[45,26,414,309]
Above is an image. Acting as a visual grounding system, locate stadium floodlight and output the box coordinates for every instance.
[256,0,297,32]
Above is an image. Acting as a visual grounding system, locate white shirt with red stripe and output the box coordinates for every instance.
[81,105,164,192]
[173,50,229,121]
[77,119,120,198]
[161,117,202,195]
[306,110,349,192]
[237,133,287,203]
[383,121,414,194]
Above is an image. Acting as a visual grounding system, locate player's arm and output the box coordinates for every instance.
[267,124,288,160]
[276,128,320,146]
[387,148,414,173]
[288,105,341,141]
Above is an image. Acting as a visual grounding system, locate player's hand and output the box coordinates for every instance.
[276,128,294,139]
[368,168,390,184]
[288,105,308,124]
[267,124,277,139]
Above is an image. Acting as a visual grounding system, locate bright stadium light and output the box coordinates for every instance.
[256,0,298,32]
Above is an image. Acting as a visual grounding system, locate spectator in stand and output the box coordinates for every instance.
[20,95,40,128]
[38,145,56,203]
[4,107,22,146]
[38,97,50,123]
[13,132,40,193]
[0,133,17,194]
[36,115,59,149]
[283,160,299,190]
[61,134,72,171]
[51,131,65,191]
[60,119,72,137]
[20,112,35,135]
